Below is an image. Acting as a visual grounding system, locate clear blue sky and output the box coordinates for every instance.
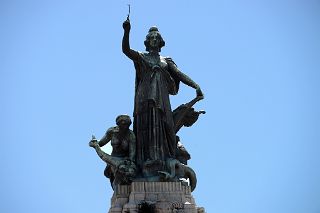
[1,1,320,213]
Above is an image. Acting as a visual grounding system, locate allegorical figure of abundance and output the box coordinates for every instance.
[122,17,204,177]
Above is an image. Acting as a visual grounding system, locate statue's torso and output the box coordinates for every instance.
[111,129,130,157]
[141,54,168,70]
[135,53,175,114]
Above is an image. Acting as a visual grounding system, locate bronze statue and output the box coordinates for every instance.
[96,115,136,162]
[90,16,205,192]
[159,158,197,192]
[122,17,204,177]
[89,115,136,187]
[173,97,206,165]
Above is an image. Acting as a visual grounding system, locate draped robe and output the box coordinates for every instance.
[132,52,180,172]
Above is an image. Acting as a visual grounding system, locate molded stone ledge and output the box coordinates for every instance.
[109,182,203,213]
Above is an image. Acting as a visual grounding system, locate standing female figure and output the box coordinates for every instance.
[122,18,203,177]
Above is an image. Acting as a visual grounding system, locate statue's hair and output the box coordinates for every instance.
[116,114,132,126]
[144,26,165,52]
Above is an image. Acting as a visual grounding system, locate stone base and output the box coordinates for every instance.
[109,182,204,213]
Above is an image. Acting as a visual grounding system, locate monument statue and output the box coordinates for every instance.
[122,18,204,180]
[89,14,206,212]
[90,115,136,188]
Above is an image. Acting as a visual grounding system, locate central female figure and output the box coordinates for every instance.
[122,19,203,177]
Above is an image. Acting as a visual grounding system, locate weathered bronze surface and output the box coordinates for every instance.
[89,17,205,192]
[90,115,136,188]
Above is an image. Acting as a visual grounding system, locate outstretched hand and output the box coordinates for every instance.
[89,135,99,148]
[122,18,131,32]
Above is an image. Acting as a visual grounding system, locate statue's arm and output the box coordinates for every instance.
[122,19,141,62]
[98,128,113,147]
[89,140,112,165]
[94,145,110,163]
[167,60,204,98]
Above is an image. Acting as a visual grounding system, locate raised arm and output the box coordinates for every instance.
[122,19,141,61]
[97,128,113,147]
[167,60,204,99]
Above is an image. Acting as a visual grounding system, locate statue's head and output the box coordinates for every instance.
[144,26,165,52]
[116,114,132,130]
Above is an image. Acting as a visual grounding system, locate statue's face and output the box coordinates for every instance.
[148,32,161,49]
[118,120,130,130]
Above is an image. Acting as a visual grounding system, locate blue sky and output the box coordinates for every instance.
[1,0,320,213]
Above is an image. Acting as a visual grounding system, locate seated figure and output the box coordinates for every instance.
[89,115,136,188]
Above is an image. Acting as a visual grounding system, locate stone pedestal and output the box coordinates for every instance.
[109,182,203,213]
